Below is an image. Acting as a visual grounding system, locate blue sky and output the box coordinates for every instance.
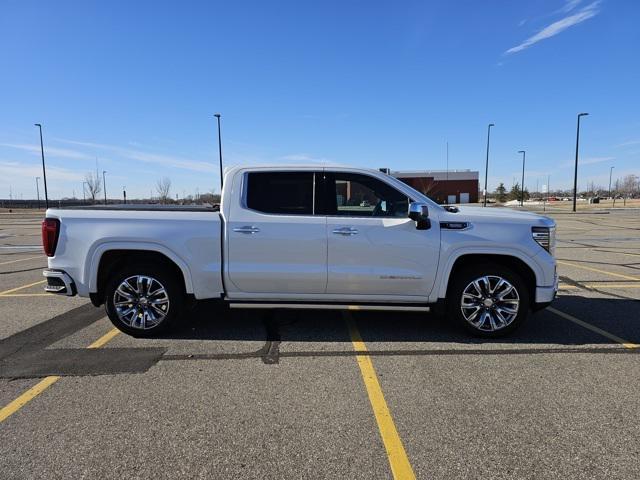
[1,0,638,199]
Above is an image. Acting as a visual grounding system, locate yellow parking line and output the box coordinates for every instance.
[593,250,640,258]
[0,328,120,424]
[0,255,43,266]
[548,307,638,349]
[0,376,61,423]
[0,293,51,297]
[557,260,639,281]
[346,313,416,480]
[0,280,46,296]
[87,328,120,349]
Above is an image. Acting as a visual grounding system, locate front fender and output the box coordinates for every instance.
[433,246,545,301]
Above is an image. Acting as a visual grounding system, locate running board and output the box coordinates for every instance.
[228,303,430,312]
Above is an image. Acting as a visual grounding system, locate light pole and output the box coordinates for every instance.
[483,123,494,207]
[608,166,615,199]
[214,113,224,190]
[518,150,526,207]
[35,177,41,209]
[446,141,449,181]
[102,171,107,205]
[123,186,127,204]
[34,124,49,209]
[572,112,589,212]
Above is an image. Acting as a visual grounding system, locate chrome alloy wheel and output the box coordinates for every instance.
[460,275,520,332]
[113,275,170,330]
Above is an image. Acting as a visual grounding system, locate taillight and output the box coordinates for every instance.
[42,218,60,257]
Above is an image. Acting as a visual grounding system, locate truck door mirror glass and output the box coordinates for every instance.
[408,202,431,230]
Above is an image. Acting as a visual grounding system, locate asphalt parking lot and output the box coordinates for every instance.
[1,209,639,479]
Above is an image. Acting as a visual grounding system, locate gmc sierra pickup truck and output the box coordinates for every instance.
[42,165,557,338]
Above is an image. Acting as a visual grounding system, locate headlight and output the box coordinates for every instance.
[532,226,555,256]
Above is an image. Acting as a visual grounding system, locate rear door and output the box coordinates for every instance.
[322,171,440,297]
[226,170,327,294]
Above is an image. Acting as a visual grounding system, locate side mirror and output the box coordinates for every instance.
[408,202,431,230]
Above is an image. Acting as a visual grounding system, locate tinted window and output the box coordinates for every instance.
[325,173,409,217]
[246,172,314,215]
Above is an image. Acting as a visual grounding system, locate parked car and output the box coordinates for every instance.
[42,165,557,337]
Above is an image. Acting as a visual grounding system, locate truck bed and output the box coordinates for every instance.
[45,207,224,300]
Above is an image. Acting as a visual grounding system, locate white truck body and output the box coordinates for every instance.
[43,165,558,336]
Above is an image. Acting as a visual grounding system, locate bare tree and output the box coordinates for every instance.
[85,172,101,203]
[156,177,172,203]
[620,174,639,198]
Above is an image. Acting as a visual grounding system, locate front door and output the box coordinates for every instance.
[226,170,327,294]
[323,171,440,298]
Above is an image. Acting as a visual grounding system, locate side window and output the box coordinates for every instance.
[245,172,314,215]
[326,173,409,217]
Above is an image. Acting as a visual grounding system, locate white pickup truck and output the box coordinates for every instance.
[42,165,557,338]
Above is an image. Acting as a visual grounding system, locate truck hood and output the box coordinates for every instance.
[440,206,555,227]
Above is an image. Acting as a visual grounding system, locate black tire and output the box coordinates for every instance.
[104,262,185,337]
[447,263,530,338]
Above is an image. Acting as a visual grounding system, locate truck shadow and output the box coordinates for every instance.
[160,294,640,349]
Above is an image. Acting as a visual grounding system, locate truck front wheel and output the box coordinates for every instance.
[104,263,184,337]
[448,264,529,337]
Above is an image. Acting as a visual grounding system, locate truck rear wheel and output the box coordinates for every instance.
[104,263,184,337]
[448,264,529,337]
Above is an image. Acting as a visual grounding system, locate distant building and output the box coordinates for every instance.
[391,170,479,204]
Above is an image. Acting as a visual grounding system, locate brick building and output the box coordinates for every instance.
[391,170,479,204]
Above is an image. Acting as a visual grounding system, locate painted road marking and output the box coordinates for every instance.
[0,376,61,423]
[548,307,638,350]
[0,255,43,266]
[87,328,120,349]
[0,280,46,296]
[559,282,640,290]
[557,260,640,281]
[0,294,51,297]
[0,328,120,424]
[346,313,416,480]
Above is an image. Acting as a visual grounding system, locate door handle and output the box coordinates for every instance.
[332,227,358,236]
[233,226,260,234]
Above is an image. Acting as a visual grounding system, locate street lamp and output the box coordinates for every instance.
[608,166,615,199]
[214,113,224,190]
[102,170,107,205]
[35,177,41,210]
[518,150,526,207]
[572,112,589,212]
[34,124,49,209]
[483,123,495,207]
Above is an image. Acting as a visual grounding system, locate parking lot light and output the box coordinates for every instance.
[483,123,494,207]
[572,113,589,212]
[214,113,223,190]
[609,166,615,199]
[35,177,41,210]
[518,150,526,207]
[102,171,107,205]
[34,124,49,209]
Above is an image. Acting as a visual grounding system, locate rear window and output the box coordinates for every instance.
[246,172,314,215]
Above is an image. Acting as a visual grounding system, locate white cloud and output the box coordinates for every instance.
[59,139,216,173]
[280,153,331,163]
[560,156,615,167]
[561,0,583,13]
[505,1,600,55]
[580,156,615,166]
[0,143,93,160]
[0,160,83,181]
[615,139,640,148]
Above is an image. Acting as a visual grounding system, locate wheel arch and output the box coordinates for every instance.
[441,253,537,307]
[88,243,192,306]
